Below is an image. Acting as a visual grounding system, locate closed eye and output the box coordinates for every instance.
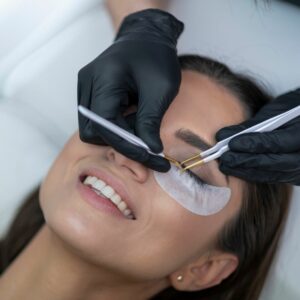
[185,170,207,186]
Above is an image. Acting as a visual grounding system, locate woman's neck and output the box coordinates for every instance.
[0,225,167,300]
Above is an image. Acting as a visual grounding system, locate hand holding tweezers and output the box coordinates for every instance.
[78,105,164,157]
[78,106,184,169]
[181,105,300,171]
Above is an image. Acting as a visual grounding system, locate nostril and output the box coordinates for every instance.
[79,175,87,183]
[106,149,116,161]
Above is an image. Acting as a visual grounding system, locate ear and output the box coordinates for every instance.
[169,251,238,292]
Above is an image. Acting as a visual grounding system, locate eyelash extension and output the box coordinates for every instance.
[172,165,207,187]
[185,170,206,186]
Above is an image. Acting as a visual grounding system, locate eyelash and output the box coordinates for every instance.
[185,170,207,186]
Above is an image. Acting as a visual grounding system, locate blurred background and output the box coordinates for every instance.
[0,0,300,299]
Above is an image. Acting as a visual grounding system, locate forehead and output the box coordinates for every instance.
[160,70,247,146]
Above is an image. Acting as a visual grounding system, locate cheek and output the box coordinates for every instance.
[39,144,74,220]
[131,177,242,280]
[39,131,90,226]
[38,137,110,263]
[126,180,220,277]
[39,163,120,267]
[39,154,86,245]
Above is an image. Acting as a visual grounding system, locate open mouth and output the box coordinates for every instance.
[80,174,136,220]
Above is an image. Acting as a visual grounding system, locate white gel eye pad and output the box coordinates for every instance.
[154,165,231,216]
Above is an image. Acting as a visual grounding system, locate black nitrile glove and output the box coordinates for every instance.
[216,89,300,185]
[77,9,184,172]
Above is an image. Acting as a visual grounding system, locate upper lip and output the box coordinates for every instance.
[79,167,137,218]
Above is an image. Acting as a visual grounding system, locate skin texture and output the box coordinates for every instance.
[0,71,247,300]
[105,0,167,29]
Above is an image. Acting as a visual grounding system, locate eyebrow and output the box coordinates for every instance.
[175,128,212,151]
[175,128,229,185]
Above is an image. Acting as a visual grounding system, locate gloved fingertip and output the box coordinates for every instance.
[143,155,171,173]
[219,152,237,166]
[216,123,248,142]
[136,120,164,153]
[140,129,163,153]
[219,163,253,181]
[215,130,225,142]
[157,160,171,172]
[218,162,233,177]
[229,134,258,152]
[145,156,171,172]
[216,128,235,141]
[148,140,163,154]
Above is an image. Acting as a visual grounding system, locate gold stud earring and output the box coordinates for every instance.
[177,275,183,282]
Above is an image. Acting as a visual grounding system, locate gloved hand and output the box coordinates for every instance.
[77,9,184,172]
[216,89,300,185]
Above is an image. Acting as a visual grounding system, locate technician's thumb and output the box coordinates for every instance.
[215,125,244,142]
[216,117,259,142]
[135,87,178,153]
[135,113,164,154]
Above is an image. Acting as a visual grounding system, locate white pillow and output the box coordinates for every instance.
[0,101,59,238]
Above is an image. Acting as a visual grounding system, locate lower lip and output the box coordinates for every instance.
[77,179,126,219]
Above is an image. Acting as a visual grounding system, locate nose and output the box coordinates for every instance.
[105,148,149,183]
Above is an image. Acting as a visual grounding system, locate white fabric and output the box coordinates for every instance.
[154,166,231,216]
[0,0,102,87]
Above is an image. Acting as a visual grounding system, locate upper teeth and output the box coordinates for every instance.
[83,176,134,219]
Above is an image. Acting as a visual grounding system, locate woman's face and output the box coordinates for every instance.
[40,71,246,281]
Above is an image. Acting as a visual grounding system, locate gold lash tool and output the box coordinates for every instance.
[78,105,300,173]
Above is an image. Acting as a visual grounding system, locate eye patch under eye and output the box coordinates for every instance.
[153,165,231,216]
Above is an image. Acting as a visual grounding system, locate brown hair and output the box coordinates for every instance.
[0,55,291,300]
